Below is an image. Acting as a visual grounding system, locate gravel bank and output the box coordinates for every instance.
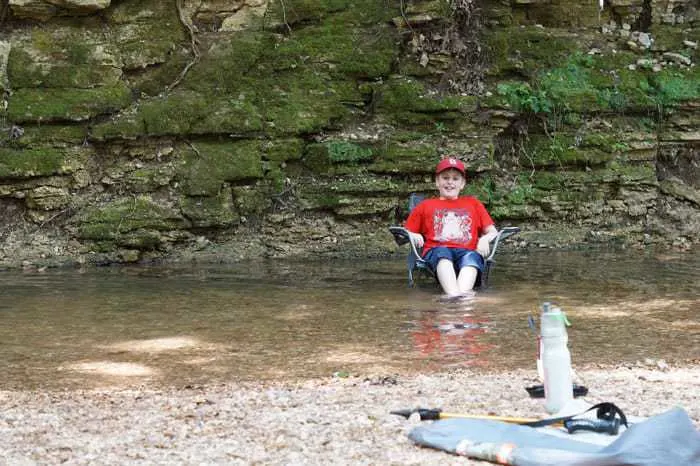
[1,365,698,465]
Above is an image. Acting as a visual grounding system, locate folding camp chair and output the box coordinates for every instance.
[389,193,520,289]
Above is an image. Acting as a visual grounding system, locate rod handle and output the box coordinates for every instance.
[564,418,620,435]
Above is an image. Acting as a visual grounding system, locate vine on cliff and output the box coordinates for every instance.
[0,0,9,25]
[442,0,485,94]
[406,0,485,95]
[167,0,201,92]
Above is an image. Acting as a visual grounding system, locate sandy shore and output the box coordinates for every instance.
[1,364,698,465]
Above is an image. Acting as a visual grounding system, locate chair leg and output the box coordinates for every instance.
[480,262,492,289]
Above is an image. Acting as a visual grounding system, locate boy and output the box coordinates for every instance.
[404,157,498,298]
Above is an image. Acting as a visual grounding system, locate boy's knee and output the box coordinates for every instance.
[458,250,484,272]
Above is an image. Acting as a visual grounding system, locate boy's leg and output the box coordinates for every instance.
[425,247,472,297]
[456,266,478,293]
[435,259,461,297]
[455,250,485,293]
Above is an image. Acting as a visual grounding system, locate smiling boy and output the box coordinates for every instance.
[404,157,498,298]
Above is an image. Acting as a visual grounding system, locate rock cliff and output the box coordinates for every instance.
[0,0,697,267]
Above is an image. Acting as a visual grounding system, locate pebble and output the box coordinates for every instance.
[0,366,697,464]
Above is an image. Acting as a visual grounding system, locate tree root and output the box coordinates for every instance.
[168,0,201,92]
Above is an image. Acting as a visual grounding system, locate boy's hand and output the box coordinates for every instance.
[476,236,491,258]
[409,232,424,248]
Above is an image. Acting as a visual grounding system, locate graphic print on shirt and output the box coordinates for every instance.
[433,209,472,243]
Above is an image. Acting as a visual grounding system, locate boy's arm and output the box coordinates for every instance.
[408,231,424,248]
[476,224,498,257]
[404,204,425,248]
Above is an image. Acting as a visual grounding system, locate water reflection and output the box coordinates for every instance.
[0,247,698,390]
[408,307,493,368]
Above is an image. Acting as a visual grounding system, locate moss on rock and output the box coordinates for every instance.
[369,140,439,174]
[232,184,273,217]
[264,0,396,29]
[78,195,189,245]
[7,84,133,123]
[139,91,209,136]
[124,165,177,193]
[270,21,398,79]
[192,97,265,135]
[374,78,476,125]
[0,147,85,178]
[183,32,276,95]
[89,109,145,141]
[180,186,238,228]
[511,1,600,28]
[105,0,186,70]
[304,140,374,173]
[522,133,615,168]
[7,28,122,89]
[484,27,581,77]
[255,70,355,135]
[177,140,264,196]
[0,125,87,147]
[263,139,304,162]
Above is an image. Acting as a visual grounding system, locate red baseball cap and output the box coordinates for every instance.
[435,157,465,175]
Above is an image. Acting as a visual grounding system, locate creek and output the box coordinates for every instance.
[1,247,698,390]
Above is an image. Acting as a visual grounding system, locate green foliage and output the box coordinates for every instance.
[497,52,699,119]
[496,82,552,113]
[326,141,373,163]
[507,182,535,205]
[462,176,495,203]
[649,69,700,106]
[597,88,628,111]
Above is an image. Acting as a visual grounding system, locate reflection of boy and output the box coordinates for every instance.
[411,315,492,366]
[404,158,497,298]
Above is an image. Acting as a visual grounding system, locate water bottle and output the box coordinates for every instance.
[540,303,573,414]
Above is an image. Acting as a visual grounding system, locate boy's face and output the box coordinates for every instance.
[435,169,465,200]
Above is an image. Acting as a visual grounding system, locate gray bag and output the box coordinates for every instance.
[408,407,700,465]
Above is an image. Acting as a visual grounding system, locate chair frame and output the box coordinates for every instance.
[389,194,520,289]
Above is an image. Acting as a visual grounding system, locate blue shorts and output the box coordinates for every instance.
[423,247,485,274]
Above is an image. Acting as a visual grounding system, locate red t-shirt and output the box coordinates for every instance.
[404,196,494,254]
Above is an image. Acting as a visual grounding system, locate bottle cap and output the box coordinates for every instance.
[549,307,571,326]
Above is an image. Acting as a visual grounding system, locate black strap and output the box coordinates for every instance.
[523,402,628,428]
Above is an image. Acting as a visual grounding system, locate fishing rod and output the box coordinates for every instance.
[391,405,624,435]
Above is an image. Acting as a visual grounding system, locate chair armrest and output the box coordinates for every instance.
[486,226,521,262]
[389,226,410,246]
[389,226,424,261]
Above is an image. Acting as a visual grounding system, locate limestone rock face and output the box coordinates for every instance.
[0,41,10,92]
[0,0,697,266]
[607,0,699,26]
[9,0,111,20]
[220,0,268,32]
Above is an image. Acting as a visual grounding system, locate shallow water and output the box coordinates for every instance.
[1,247,698,390]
